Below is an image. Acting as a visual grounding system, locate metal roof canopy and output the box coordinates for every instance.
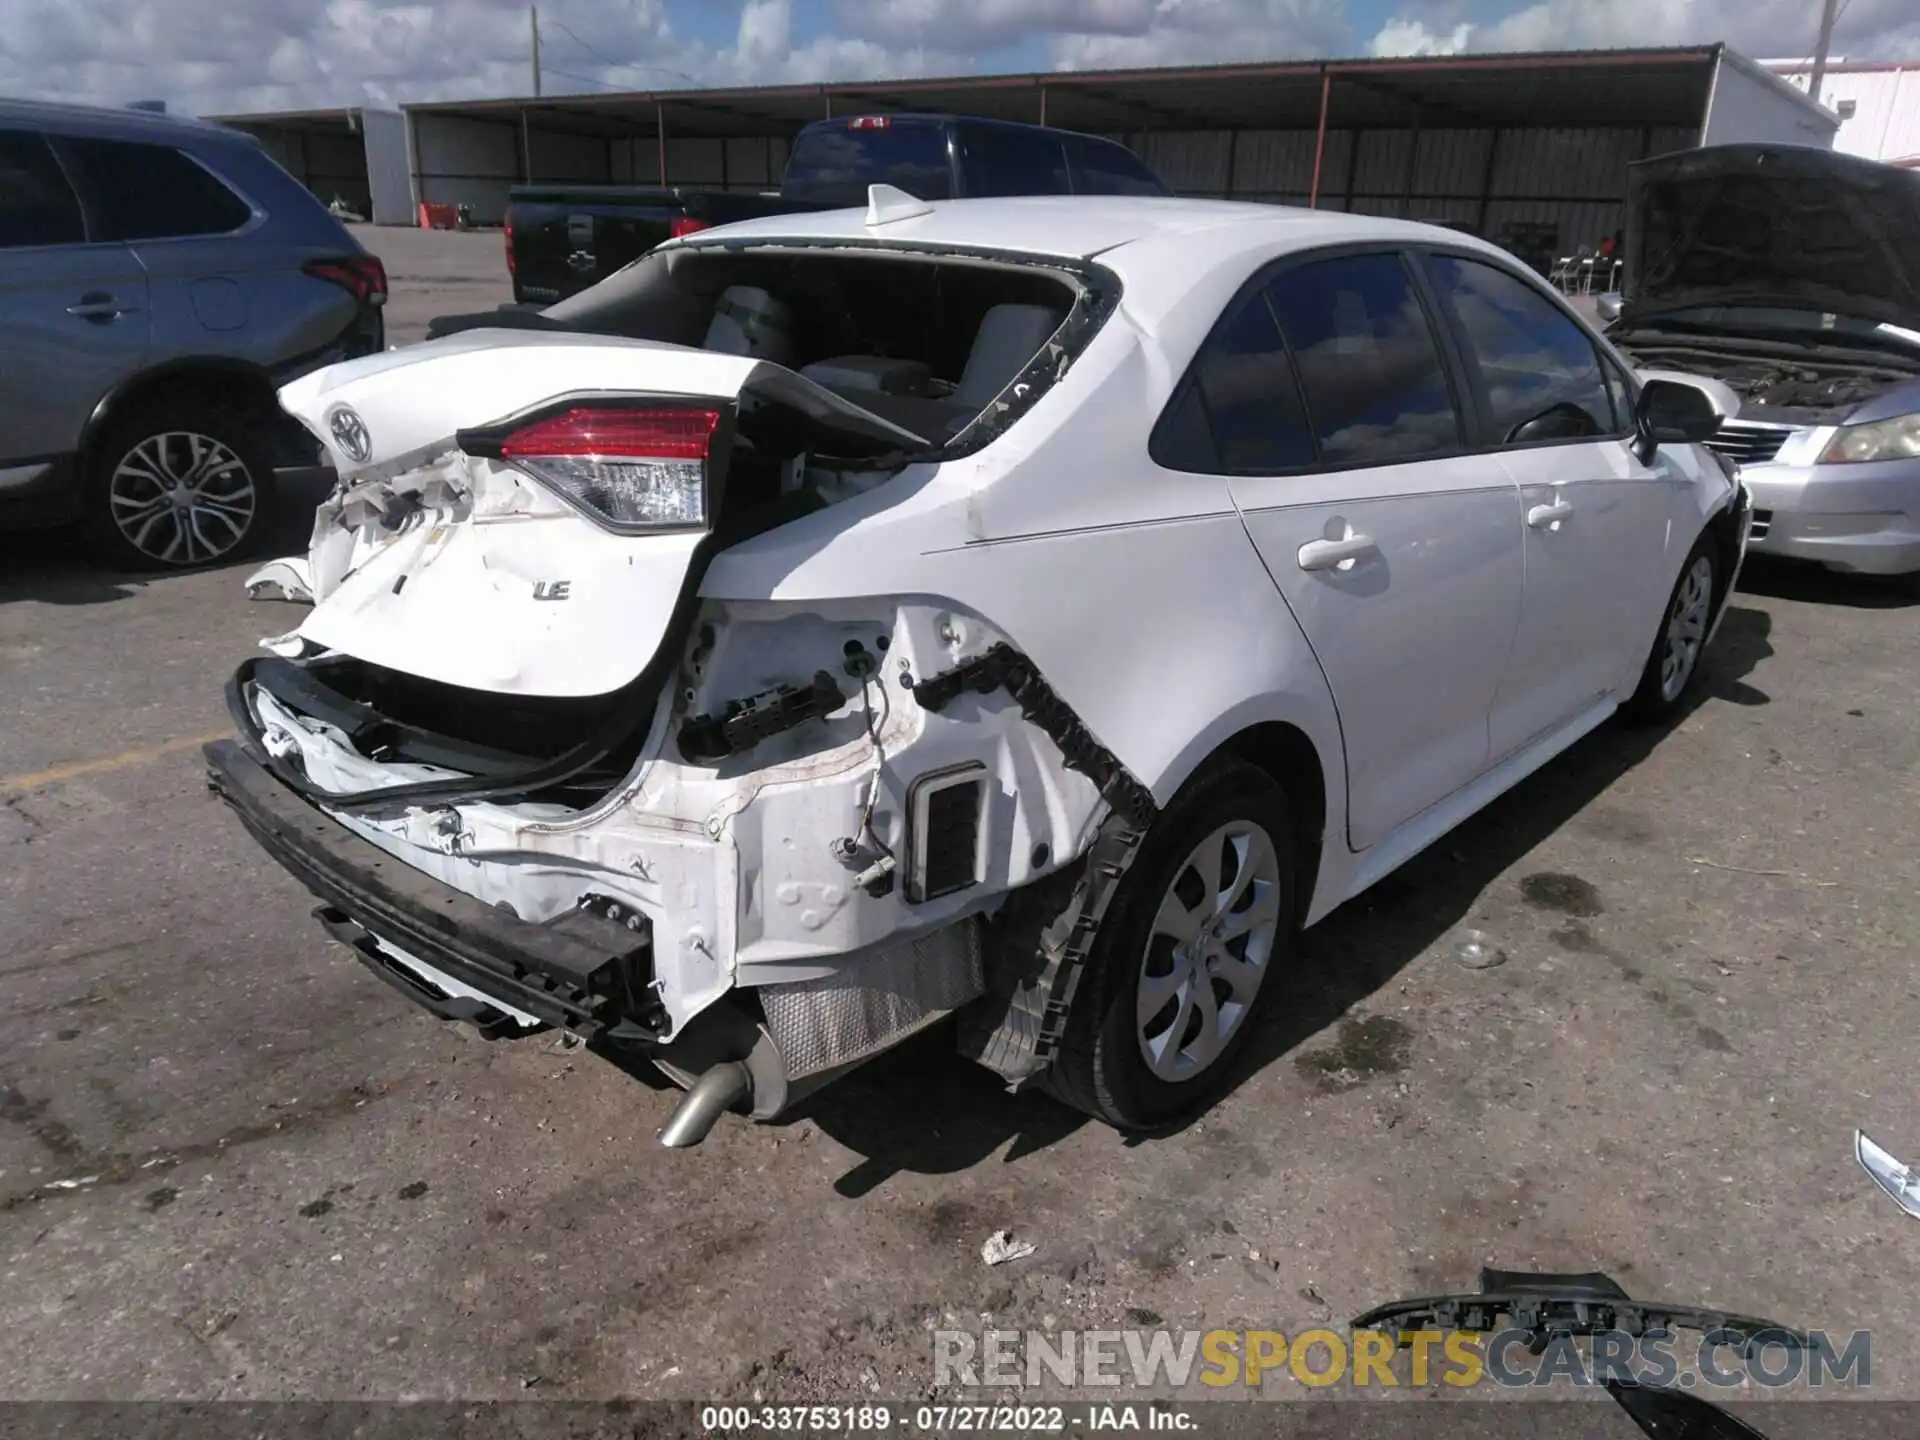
[401,47,1747,142]
[209,107,365,137]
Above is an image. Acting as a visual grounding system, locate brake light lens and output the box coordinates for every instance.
[670,216,712,239]
[504,218,517,276]
[848,116,891,130]
[498,407,719,529]
[303,255,388,307]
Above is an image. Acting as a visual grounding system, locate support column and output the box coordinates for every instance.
[1308,69,1332,208]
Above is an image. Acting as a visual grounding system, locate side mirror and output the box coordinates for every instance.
[1634,377,1724,462]
[1595,292,1623,324]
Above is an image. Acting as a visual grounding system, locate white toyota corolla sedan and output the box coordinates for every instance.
[211,192,1751,1145]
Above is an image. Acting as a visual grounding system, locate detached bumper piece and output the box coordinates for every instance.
[204,739,652,1039]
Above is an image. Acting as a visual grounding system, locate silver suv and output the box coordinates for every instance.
[0,99,387,569]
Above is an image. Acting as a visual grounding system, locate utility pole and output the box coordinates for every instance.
[531,5,542,98]
[1810,0,1840,106]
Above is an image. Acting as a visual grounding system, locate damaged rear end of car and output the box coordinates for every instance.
[209,226,1132,1144]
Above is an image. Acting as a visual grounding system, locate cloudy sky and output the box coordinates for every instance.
[1,0,1916,117]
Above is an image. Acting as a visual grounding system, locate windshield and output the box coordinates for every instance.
[781,121,955,206]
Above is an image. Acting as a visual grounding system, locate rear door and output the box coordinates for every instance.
[1417,251,1674,760]
[0,127,150,471]
[56,135,262,362]
[1161,248,1524,851]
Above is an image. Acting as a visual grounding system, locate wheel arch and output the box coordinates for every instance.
[80,358,287,470]
[1151,701,1346,926]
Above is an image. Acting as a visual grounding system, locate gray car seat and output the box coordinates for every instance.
[702,285,795,365]
[950,304,1064,410]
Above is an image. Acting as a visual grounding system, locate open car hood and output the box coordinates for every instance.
[1623,144,1920,330]
[266,330,928,699]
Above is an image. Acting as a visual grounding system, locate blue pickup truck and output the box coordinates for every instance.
[502,113,1168,305]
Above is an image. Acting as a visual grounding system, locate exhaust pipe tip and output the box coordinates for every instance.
[658,1060,753,1148]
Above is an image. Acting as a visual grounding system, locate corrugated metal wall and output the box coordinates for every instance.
[1129,124,1694,251]
[414,111,1695,248]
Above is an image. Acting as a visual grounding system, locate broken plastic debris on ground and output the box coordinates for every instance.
[981,1230,1036,1265]
[1857,1130,1920,1218]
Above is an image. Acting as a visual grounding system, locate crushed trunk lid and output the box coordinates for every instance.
[266,329,927,699]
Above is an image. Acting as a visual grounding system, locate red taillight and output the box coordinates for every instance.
[496,407,718,529]
[504,219,517,276]
[670,216,712,239]
[500,407,718,461]
[303,255,387,306]
[848,115,891,131]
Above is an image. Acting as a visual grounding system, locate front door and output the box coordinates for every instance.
[1166,248,1524,851]
[1415,252,1674,759]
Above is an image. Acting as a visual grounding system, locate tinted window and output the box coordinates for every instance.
[1266,253,1463,466]
[960,125,1070,197]
[1066,136,1167,196]
[781,121,954,205]
[0,130,86,248]
[58,137,252,241]
[1602,354,1635,431]
[1427,254,1616,442]
[1154,293,1315,472]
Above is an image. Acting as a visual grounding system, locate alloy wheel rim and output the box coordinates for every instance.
[1659,555,1715,702]
[1136,819,1282,1083]
[109,431,257,565]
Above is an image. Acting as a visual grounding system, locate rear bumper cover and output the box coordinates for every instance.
[204,738,653,1038]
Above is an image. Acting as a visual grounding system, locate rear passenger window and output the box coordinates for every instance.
[960,127,1070,196]
[0,130,85,248]
[1266,253,1463,466]
[1066,137,1166,196]
[58,137,253,242]
[1426,254,1617,443]
[1156,293,1316,472]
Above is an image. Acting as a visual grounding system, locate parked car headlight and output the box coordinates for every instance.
[494,405,717,529]
[1819,411,1920,465]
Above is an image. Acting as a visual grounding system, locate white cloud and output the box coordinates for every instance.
[1048,0,1351,70]
[3,0,1919,117]
[1369,17,1473,56]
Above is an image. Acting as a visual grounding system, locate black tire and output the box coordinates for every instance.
[81,400,277,572]
[1620,536,1719,726]
[1045,759,1299,1129]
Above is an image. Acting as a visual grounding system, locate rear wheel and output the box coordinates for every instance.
[1621,539,1718,725]
[82,401,276,571]
[1046,759,1297,1129]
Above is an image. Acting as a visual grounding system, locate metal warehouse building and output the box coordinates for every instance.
[217,43,1837,261]
[208,106,414,224]
[1769,59,1920,168]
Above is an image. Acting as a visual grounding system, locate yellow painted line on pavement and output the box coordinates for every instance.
[0,730,229,799]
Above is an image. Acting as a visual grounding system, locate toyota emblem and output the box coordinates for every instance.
[326,405,372,464]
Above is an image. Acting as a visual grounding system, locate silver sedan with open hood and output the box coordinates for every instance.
[1605,144,1920,580]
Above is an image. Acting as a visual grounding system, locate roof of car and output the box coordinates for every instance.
[0,96,250,145]
[677,194,1495,266]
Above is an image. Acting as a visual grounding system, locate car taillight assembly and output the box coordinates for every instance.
[670,216,712,239]
[504,218,517,275]
[496,406,720,530]
[303,255,388,307]
[848,116,891,130]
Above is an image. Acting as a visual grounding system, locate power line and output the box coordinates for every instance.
[543,15,703,89]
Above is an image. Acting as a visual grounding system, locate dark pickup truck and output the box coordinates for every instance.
[504,113,1168,304]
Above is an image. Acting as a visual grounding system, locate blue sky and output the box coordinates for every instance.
[0,0,1914,115]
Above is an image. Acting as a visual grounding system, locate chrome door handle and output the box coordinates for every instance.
[1527,500,1574,529]
[66,297,138,320]
[1297,533,1377,571]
